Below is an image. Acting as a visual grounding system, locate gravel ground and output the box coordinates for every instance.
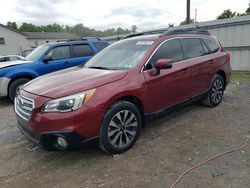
[0,83,250,188]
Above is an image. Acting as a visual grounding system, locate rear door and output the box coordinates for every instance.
[69,44,94,67]
[180,38,214,96]
[143,39,191,112]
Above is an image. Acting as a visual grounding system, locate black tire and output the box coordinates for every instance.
[202,74,225,107]
[8,78,30,101]
[100,101,142,154]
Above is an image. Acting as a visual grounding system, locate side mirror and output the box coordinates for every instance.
[155,59,173,70]
[43,55,52,63]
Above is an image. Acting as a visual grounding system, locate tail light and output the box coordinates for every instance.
[225,51,231,62]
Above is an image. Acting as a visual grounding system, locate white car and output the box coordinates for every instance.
[0,55,25,62]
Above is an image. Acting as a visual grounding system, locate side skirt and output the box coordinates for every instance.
[145,91,208,121]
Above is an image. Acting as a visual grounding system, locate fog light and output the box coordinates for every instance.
[57,137,68,148]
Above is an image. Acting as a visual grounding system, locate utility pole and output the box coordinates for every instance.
[195,8,197,23]
[186,0,191,24]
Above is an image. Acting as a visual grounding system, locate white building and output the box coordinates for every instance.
[0,23,29,56]
[24,32,79,49]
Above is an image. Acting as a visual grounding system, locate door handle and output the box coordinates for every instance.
[65,61,70,64]
[209,59,216,64]
[182,68,190,74]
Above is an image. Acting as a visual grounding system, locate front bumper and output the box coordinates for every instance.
[15,90,104,150]
[17,123,99,150]
[0,77,10,97]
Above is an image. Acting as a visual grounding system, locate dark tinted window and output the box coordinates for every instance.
[203,39,220,53]
[93,42,109,51]
[148,39,183,68]
[200,39,210,55]
[0,37,5,44]
[72,44,93,57]
[181,38,204,59]
[0,57,5,62]
[48,46,71,60]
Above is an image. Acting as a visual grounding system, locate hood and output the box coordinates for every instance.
[23,67,128,99]
[0,60,33,69]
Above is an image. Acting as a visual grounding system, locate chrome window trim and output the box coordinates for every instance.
[141,36,221,73]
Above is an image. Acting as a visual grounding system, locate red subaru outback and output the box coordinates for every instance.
[15,29,231,154]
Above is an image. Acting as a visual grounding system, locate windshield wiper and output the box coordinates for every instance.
[87,66,116,70]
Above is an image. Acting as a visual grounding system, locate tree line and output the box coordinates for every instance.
[6,22,138,37]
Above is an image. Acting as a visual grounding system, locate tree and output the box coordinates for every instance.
[131,25,137,33]
[246,3,250,15]
[179,19,194,25]
[7,22,18,30]
[168,23,174,27]
[217,9,236,19]
[19,23,39,32]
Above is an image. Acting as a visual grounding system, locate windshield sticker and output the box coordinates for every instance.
[136,41,154,45]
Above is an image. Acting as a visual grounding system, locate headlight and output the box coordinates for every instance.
[42,89,95,112]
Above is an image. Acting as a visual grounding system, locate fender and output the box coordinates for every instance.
[4,68,39,80]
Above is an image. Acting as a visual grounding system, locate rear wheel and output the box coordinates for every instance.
[100,101,142,154]
[202,74,225,107]
[8,78,30,101]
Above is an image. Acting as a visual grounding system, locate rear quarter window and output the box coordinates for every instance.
[203,39,220,53]
[181,38,204,59]
[93,43,109,51]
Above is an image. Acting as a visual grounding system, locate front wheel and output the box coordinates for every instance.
[100,101,142,154]
[202,74,225,107]
[8,78,30,102]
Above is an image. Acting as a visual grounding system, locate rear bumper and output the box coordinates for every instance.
[0,77,10,97]
[17,122,99,150]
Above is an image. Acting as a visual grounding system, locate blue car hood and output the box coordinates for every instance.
[0,60,33,69]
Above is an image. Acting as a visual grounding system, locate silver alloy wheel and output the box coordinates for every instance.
[211,79,223,103]
[108,110,138,148]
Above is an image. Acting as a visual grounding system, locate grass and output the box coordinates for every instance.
[231,72,250,83]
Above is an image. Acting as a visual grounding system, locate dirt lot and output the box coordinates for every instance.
[0,82,250,188]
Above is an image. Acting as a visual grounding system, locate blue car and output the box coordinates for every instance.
[0,39,109,101]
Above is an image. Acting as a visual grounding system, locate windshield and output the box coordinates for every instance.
[25,45,50,61]
[85,40,153,70]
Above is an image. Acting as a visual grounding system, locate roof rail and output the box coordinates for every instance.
[57,37,102,42]
[124,29,168,39]
[159,28,211,37]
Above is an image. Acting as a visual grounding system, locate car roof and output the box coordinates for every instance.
[45,39,108,47]
[123,28,214,42]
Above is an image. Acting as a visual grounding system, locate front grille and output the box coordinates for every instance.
[15,95,34,121]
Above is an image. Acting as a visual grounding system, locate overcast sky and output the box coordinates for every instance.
[0,0,249,31]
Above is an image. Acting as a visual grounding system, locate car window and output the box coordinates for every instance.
[203,39,220,53]
[0,57,5,62]
[147,39,183,69]
[181,38,204,59]
[48,46,71,60]
[9,57,18,61]
[93,43,109,51]
[72,44,93,58]
[200,39,210,55]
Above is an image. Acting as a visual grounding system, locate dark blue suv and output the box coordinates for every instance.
[0,39,109,101]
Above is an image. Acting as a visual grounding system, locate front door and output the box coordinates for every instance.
[39,45,71,75]
[143,39,191,113]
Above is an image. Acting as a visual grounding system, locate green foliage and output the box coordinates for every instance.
[7,22,18,30]
[168,23,174,27]
[246,3,250,15]
[217,4,250,20]
[217,9,236,19]
[131,25,137,33]
[7,22,133,37]
[179,19,194,25]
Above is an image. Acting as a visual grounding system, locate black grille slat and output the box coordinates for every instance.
[15,95,34,121]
